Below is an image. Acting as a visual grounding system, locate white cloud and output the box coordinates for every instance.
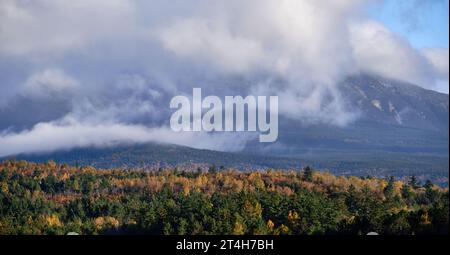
[158,0,361,82]
[0,0,448,156]
[0,0,137,56]
[23,69,78,98]
[0,116,254,157]
[421,48,449,79]
[1,0,447,91]
[156,0,365,124]
[349,20,439,88]
[160,18,265,73]
[421,48,449,93]
[1,0,447,93]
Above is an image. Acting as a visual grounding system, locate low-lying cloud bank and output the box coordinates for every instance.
[0,0,448,156]
[0,116,254,157]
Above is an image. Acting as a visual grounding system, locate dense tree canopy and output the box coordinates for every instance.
[0,160,447,235]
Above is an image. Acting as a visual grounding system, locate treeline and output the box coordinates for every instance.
[0,160,448,235]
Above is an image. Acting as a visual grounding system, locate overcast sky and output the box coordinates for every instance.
[0,0,448,157]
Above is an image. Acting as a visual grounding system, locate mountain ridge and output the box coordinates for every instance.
[1,74,448,185]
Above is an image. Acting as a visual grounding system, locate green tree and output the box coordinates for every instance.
[209,164,217,174]
[424,180,438,204]
[383,176,395,199]
[401,184,414,204]
[408,175,420,189]
[303,166,313,182]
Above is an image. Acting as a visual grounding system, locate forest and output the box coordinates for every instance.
[0,160,448,235]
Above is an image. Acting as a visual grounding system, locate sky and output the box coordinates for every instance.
[0,0,448,157]
[369,0,449,49]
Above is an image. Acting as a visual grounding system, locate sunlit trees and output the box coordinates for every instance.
[94,216,120,232]
[0,160,447,235]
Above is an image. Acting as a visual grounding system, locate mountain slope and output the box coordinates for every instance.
[342,74,448,132]
[243,74,449,184]
[247,74,448,156]
[2,141,448,186]
[1,74,448,185]
[2,142,302,170]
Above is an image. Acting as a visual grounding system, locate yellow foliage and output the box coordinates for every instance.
[393,181,403,196]
[275,224,290,235]
[27,216,33,225]
[47,160,56,168]
[0,182,8,194]
[60,172,70,181]
[46,214,62,227]
[94,216,120,230]
[288,211,300,221]
[266,219,275,231]
[345,215,356,225]
[232,221,245,235]
[182,181,190,196]
[82,166,96,174]
[277,186,294,196]
[243,201,262,218]
[419,212,431,226]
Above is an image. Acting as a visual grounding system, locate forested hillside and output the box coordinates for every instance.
[0,160,448,235]
[6,142,448,186]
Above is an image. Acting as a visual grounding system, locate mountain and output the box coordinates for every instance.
[1,74,448,185]
[342,74,448,132]
[2,142,301,171]
[243,74,449,184]
[251,74,448,155]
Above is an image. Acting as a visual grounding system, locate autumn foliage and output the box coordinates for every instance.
[0,160,447,235]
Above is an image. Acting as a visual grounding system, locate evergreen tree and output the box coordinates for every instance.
[424,180,438,203]
[408,175,420,189]
[384,176,395,199]
[196,167,202,176]
[209,164,217,174]
[401,183,413,204]
[303,166,313,182]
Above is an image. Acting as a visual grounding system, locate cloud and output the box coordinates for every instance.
[23,69,78,98]
[158,0,360,80]
[421,48,449,79]
[421,48,449,93]
[0,0,137,56]
[156,0,364,124]
[349,20,449,92]
[0,0,448,156]
[160,18,265,73]
[0,116,254,157]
